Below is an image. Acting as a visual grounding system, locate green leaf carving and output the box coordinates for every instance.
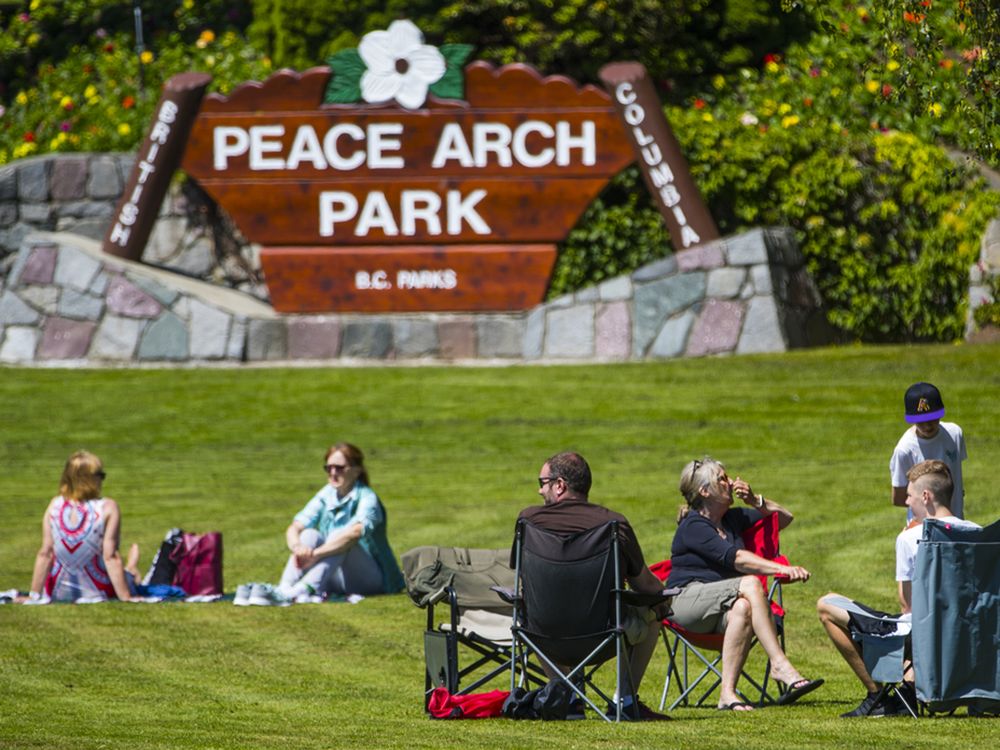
[324,49,365,104]
[429,44,473,100]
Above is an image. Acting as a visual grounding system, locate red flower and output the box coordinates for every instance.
[921,0,931,6]
[903,11,926,23]
[83,63,93,74]
[122,95,135,109]
[803,97,814,107]
[104,42,115,53]
[763,53,780,64]
[62,100,73,111]
[809,67,821,78]
[24,131,35,142]
[882,84,892,97]
[693,98,706,110]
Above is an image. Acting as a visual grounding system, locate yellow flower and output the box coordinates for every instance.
[84,84,97,99]
[781,115,800,128]
[778,102,792,115]
[16,91,28,105]
[140,50,154,64]
[205,54,216,67]
[59,95,73,109]
[196,29,216,48]
[27,33,39,46]
[262,57,272,70]
[701,112,714,123]
[183,0,193,7]
[118,123,131,136]
[928,102,943,117]
[712,75,725,91]
[865,80,879,94]
[13,142,38,159]
[886,60,900,72]
[29,0,40,9]
[765,61,780,74]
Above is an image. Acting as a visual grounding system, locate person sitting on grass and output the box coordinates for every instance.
[27,450,135,603]
[245,442,404,605]
[665,457,822,711]
[817,459,980,718]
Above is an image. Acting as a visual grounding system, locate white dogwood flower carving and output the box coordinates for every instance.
[359,20,446,109]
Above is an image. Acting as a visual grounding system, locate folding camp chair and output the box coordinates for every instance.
[401,545,546,709]
[912,517,1000,715]
[652,513,793,710]
[507,519,675,723]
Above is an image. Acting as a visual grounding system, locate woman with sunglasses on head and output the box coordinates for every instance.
[272,442,404,603]
[665,457,822,711]
[28,450,135,603]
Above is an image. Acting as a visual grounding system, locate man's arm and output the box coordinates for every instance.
[898,580,912,614]
[892,486,908,507]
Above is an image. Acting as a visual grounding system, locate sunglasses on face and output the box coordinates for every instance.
[538,476,560,488]
[324,463,351,474]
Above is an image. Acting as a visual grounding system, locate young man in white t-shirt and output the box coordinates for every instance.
[818,460,980,718]
[890,382,967,520]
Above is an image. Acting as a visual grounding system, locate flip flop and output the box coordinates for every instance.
[776,678,825,705]
[718,701,755,711]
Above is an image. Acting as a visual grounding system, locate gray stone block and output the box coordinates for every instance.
[59,287,105,321]
[438,320,476,359]
[17,159,50,203]
[56,201,114,219]
[18,285,58,315]
[0,165,16,201]
[20,203,53,225]
[0,290,41,325]
[246,318,288,360]
[575,285,599,304]
[726,229,769,265]
[706,267,746,298]
[598,275,632,302]
[476,316,523,358]
[226,317,247,360]
[0,202,17,227]
[51,157,89,201]
[632,255,678,282]
[87,156,123,200]
[88,270,110,296]
[0,325,38,362]
[138,312,189,360]
[171,237,216,276]
[341,320,391,358]
[105,275,163,318]
[0,224,31,258]
[736,296,786,354]
[393,318,437,357]
[633,272,706,355]
[676,241,725,271]
[54,244,103,292]
[56,217,109,241]
[750,264,773,295]
[38,317,97,359]
[145,216,186,264]
[522,307,545,359]
[90,314,143,359]
[545,304,594,358]
[650,310,697,359]
[286,316,341,360]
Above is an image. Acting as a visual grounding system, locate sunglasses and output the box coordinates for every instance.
[324,463,351,473]
[538,476,560,488]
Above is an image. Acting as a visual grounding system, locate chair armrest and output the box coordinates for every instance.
[419,585,452,608]
[490,585,518,605]
[622,587,682,608]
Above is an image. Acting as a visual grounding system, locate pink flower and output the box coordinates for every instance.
[809,67,821,78]
[60,121,72,132]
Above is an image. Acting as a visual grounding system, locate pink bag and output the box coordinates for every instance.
[169,531,224,595]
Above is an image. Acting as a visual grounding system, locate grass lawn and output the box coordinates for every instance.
[2,343,999,748]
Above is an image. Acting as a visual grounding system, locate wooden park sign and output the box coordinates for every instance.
[106,20,718,313]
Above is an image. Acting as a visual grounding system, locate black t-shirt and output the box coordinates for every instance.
[513,500,647,579]
[666,507,761,589]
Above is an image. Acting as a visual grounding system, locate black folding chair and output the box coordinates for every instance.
[508,519,674,722]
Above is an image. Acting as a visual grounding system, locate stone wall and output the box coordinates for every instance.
[967,218,1000,342]
[0,227,830,364]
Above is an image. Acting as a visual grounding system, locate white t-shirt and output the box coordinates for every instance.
[895,516,981,581]
[889,421,967,519]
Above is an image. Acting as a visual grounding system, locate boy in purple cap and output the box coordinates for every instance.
[889,382,967,521]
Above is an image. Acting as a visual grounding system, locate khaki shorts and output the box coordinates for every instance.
[623,604,657,645]
[668,578,743,634]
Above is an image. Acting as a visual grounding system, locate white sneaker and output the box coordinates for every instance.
[248,583,290,606]
[233,583,253,606]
